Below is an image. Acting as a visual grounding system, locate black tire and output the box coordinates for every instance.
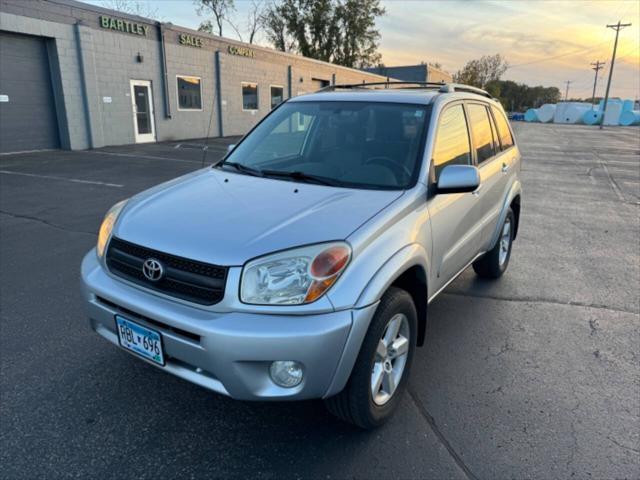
[473,207,515,279]
[325,287,417,429]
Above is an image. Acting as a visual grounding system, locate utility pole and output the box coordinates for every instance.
[600,20,632,129]
[590,60,605,107]
[564,80,573,101]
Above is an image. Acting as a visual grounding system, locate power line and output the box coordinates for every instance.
[600,20,633,129]
[615,45,640,61]
[509,40,610,68]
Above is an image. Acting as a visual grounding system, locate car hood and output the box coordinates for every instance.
[114,168,404,266]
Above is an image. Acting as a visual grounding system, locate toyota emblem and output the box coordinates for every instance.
[142,258,164,282]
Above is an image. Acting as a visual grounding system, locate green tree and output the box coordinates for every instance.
[261,0,385,68]
[333,0,385,68]
[454,54,509,88]
[486,79,561,112]
[198,20,215,34]
[260,2,295,52]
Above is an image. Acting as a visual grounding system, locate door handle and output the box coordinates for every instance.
[501,163,509,173]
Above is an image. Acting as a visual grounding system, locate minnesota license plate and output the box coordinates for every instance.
[115,316,165,366]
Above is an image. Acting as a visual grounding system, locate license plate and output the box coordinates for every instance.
[115,316,165,366]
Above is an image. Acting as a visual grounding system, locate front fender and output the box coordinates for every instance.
[323,244,429,398]
[354,243,429,309]
[488,180,522,249]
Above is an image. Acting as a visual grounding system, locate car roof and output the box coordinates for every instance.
[289,83,499,107]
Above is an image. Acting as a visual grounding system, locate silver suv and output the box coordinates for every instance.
[81,82,522,429]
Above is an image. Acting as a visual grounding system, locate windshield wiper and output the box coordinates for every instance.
[261,169,341,187]
[217,161,263,177]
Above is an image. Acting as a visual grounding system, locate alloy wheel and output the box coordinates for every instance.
[371,313,410,406]
[498,218,512,266]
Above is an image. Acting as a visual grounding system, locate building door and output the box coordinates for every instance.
[0,31,59,153]
[129,80,156,143]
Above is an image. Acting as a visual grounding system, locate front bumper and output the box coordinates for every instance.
[81,250,378,400]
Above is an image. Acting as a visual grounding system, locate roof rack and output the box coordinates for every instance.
[437,83,493,99]
[318,81,493,99]
[317,81,445,92]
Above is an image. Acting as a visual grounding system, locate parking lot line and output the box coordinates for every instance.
[0,148,56,156]
[0,170,123,188]
[89,150,207,164]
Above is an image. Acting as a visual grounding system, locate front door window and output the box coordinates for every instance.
[134,85,151,135]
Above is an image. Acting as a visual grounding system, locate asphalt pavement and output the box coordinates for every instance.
[1,124,638,479]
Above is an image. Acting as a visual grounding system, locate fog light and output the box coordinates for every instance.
[269,361,303,388]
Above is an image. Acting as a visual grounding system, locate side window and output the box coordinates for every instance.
[270,85,284,109]
[242,82,258,111]
[491,106,514,150]
[467,103,497,164]
[433,104,471,179]
[176,76,202,110]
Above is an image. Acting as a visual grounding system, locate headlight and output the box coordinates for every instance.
[96,199,127,258]
[240,242,351,305]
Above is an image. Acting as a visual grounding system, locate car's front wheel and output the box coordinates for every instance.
[325,287,416,429]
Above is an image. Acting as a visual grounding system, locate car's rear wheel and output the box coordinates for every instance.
[325,287,416,429]
[473,207,515,279]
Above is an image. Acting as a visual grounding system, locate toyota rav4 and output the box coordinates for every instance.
[81,82,522,429]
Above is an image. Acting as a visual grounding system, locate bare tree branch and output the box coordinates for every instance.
[194,0,236,37]
[226,18,244,42]
[246,0,264,44]
[100,0,161,20]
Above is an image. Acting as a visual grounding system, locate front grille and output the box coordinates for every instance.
[106,237,228,305]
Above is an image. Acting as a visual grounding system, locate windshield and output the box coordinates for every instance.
[220,101,431,190]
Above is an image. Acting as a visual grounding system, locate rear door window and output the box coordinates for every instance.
[432,104,471,179]
[467,103,497,164]
[491,105,514,150]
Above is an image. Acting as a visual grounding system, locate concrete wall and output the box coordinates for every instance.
[365,65,428,82]
[364,64,453,84]
[163,41,219,141]
[219,54,288,136]
[426,66,452,84]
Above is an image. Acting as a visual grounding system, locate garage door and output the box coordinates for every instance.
[0,31,60,153]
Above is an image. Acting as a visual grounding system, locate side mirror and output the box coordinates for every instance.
[437,165,480,194]
[227,144,236,154]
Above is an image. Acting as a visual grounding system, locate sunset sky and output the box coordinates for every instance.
[92,0,640,99]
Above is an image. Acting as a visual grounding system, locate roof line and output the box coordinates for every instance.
[46,0,392,81]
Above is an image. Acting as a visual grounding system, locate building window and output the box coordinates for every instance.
[242,82,258,111]
[270,85,284,109]
[177,75,202,110]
